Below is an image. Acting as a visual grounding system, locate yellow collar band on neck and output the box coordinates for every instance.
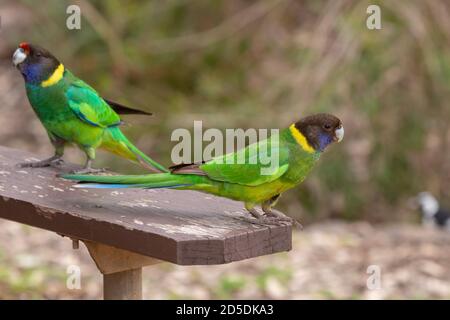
[289,123,315,153]
[41,64,65,87]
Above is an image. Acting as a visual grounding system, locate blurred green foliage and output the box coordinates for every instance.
[255,266,292,290]
[4,0,450,222]
[0,257,66,299]
[214,275,247,299]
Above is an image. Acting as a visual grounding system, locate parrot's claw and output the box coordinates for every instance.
[262,209,303,229]
[18,157,64,168]
[70,167,107,175]
[236,216,271,227]
[244,207,302,228]
[237,215,286,228]
[263,215,303,229]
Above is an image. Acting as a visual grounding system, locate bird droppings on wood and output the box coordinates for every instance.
[142,199,158,203]
[49,186,65,192]
[144,223,227,238]
[0,146,292,265]
[118,200,150,208]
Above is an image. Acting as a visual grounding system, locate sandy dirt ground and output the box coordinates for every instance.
[0,219,450,299]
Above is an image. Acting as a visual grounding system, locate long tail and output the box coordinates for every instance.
[101,126,168,173]
[62,172,194,189]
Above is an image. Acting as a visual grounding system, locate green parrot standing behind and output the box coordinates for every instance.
[63,114,344,224]
[12,42,167,174]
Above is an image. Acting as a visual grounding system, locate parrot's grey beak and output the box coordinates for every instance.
[334,125,344,142]
[12,48,27,67]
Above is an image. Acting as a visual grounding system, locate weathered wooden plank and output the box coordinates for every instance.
[0,146,292,265]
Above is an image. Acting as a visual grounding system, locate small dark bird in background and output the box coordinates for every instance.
[415,192,450,231]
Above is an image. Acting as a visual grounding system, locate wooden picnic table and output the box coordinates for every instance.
[0,146,293,299]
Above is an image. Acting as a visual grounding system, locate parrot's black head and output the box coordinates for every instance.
[293,113,344,152]
[13,43,62,85]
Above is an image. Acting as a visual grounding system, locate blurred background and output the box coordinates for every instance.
[0,0,450,299]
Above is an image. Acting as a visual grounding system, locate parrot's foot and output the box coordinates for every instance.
[262,208,303,229]
[265,215,303,229]
[247,207,263,219]
[71,159,107,175]
[70,167,107,175]
[18,157,64,168]
[244,207,301,228]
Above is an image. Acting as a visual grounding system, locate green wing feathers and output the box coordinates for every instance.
[200,133,290,186]
[65,77,168,172]
[66,81,121,128]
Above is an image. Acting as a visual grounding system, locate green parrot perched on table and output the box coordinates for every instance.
[12,42,168,174]
[63,114,344,225]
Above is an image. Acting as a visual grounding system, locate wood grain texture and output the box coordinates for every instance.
[0,146,292,265]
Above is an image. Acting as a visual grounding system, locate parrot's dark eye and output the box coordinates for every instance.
[323,124,332,130]
[35,52,42,57]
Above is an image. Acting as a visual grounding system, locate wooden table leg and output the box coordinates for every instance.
[103,268,143,300]
[81,240,161,300]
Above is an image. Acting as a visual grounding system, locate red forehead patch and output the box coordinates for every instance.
[19,42,30,53]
